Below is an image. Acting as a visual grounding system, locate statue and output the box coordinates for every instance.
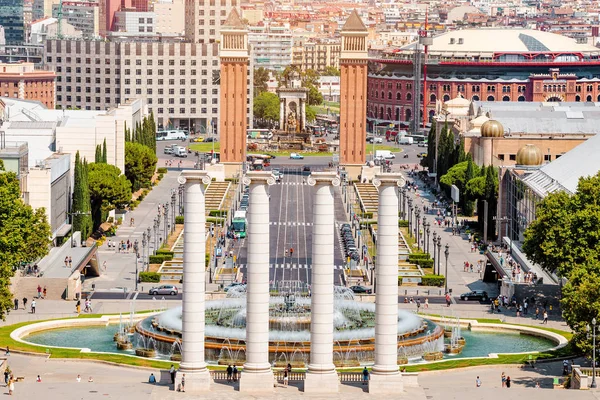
[287,111,297,131]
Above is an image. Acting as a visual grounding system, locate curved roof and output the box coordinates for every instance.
[407,28,599,54]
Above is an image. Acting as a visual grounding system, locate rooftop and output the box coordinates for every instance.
[342,10,367,32]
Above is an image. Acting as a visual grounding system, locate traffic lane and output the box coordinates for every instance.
[88,291,182,300]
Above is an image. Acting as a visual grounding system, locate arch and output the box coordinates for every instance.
[518,96,525,102]
[597,94,600,102]
[429,109,435,121]
[502,96,510,102]
[388,92,392,100]
[487,95,495,101]
[472,95,480,101]
[406,93,412,101]
[387,107,392,119]
[395,108,401,120]
[405,108,412,122]
[379,106,384,119]
[587,95,593,102]
[381,91,385,99]
[443,94,450,102]
[430,93,436,103]
[396,92,401,100]
[575,95,581,102]
[545,96,562,102]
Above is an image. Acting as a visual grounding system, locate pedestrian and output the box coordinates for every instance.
[445,293,451,307]
[424,298,429,309]
[535,307,540,320]
[169,365,176,384]
[543,310,548,324]
[76,300,81,315]
[476,376,481,387]
[180,373,185,392]
[4,346,8,356]
[283,369,288,386]
[148,373,156,384]
[362,367,369,385]
[68,256,72,267]
[226,365,233,383]
[76,375,81,382]
[37,285,42,298]
[506,376,511,388]
[3,369,8,385]
[416,298,421,312]
[36,375,41,382]
[43,286,47,299]
[8,378,14,395]
[290,247,294,257]
[64,257,69,267]
[102,261,107,272]
[13,299,18,310]
[31,299,36,314]
[501,371,506,387]
[233,365,238,382]
[22,297,27,310]
[535,381,540,388]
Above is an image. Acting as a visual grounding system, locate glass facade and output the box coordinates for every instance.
[0,0,24,44]
[504,169,542,242]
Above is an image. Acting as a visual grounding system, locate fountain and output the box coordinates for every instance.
[133,285,445,365]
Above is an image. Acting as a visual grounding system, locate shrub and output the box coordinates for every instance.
[398,219,408,227]
[419,274,445,287]
[156,250,174,257]
[417,259,434,268]
[408,252,431,262]
[157,173,164,181]
[157,167,168,174]
[139,271,161,283]
[148,254,173,264]
[359,212,373,219]
[208,210,225,217]
[175,216,184,224]
[207,216,225,224]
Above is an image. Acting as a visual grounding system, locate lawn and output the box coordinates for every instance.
[189,142,221,152]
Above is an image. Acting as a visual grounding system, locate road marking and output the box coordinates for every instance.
[269,221,313,226]
[238,264,344,270]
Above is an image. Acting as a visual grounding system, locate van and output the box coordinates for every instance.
[398,136,413,145]
[375,150,395,159]
[174,146,188,157]
[157,130,188,141]
[164,144,178,154]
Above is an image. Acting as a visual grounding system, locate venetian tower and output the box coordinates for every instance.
[219,9,249,178]
[339,10,368,179]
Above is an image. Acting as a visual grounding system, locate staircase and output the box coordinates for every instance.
[11,275,70,300]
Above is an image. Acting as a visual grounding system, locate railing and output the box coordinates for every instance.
[339,372,363,382]
[210,370,231,381]
[273,371,306,381]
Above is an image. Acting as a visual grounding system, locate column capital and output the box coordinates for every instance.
[307,171,341,187]
[242,171,276,186]
[373,173,406,188]
[178,170,211,185]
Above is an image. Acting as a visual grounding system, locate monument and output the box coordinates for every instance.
[277,71,309,134]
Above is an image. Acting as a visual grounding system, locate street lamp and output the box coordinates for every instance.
[133,240,139,292]
[408,198,414,238]
[171,190,177,232]
[444,243,450,294]
[142,232,147,272]
[178,184,185,216]
[432,231,437,274]
[146,227,151,262]
[436,236,442,277]
[153,217,160,254]
[588,318,598,388]
[163,202,169,247]
[415,209,421,251]
[426,222,431,254]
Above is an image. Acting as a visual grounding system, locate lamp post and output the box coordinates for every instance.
[425,222,431,254]
[146,227,151,262]
[142,232,147,271]
[415,209,421,251]
[163,202,169,247]
[178,184,185,216]
[133,240,139,292]
[171,191,177,232]
[153,217,160,254]
[436,236,442,277]
[432,231,437,275]
[400,188,406,219]
[588,318,598,388]
[444,243,449,294]
[408,198,414,238]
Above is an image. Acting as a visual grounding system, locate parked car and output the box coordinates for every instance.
[203,137,216,143]
[417,152,427,158]
[459,290,488,301]
[224,282,246,292]
[148,285,179,296]
[417,142,428,147]
[192,137,205,142]
[367,136,383,144]
[350,285,372,294]
[290,153,304,159]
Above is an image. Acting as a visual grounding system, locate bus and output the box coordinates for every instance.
[408,134,428,144]
[232,210,247,238]
[247,129,273,140]
[156,130,188,141]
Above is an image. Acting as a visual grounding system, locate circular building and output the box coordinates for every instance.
[480,120,504,138]
[516,144,543,166]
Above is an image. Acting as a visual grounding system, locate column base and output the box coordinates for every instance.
[304,370,340,393]
[174,368,211,393]
[239,370,275,392]
[222,162,244,179]
[369,372,404,394]
[341,164,363,181]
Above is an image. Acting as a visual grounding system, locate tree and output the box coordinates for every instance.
[125,142,158,191]
[307,84,323,106]
[426,120,436,171]
[253,67,270,96]
[303,69,320,87]
[483,165,498,239]
[306,106,317,123]
[322,66,340,76]
[463,156,476,216]
[94,144,102,163]
[0,162,50,319]
[253,91,280,127]
[102,139,107,163]
[72,152,93,240]
[87,163,132,229]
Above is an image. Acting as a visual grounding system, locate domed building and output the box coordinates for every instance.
[480,120,504,138]
[516,144,543,166]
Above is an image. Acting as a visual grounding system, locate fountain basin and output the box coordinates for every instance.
[136,348,157,358]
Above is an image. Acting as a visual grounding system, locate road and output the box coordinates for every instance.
[236,166,347,288]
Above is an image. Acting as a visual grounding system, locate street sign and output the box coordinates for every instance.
[332,154,339,163]
[451,185,460,203]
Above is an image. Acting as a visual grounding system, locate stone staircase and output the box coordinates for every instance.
[205,181,231,211]
[10,275,71,300]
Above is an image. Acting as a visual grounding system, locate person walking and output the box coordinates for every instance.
[535,307,540,320]
[283,369,288,386]
[4,369,9,385]
[543,310,548,324]
[501,372,506,387]
[226,365,233,383]
[233,365,238,382]
[475,376,481,387]
[37,285,42,299]
[31,299,36,314]
[424,298,429,309]
[169,365,176,384]
[13,299,18,311]
[22,297,27,310]
[43,286,47,299]
[290,247,294,258]
[76,300,81,315]
[506,376,511,388]
[7,378,14,395]
[362,367,369,385]
[180,373,185,392]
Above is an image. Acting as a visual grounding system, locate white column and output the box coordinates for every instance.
[240,171,275,392]
[176,171,212,393]
[370,173,406,394]
[279,99,285,130]
[304,172,340,393]
[301,98,306,131]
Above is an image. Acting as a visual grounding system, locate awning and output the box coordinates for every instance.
[55,223,72,237]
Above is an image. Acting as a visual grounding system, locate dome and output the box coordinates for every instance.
[516,144,543,166]
[480,120,504,138]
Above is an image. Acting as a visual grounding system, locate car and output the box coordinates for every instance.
[224,282,246,293]
[265,153,277,160]
[417,152,427,158]
[459,290,489,301]
[417,142,427,147]
[290,153,304,159]
[367,136,383,144]
[350,285,372,294]
[192,137,205,142]
[164,147,174,155]
[149,285,179,296]
[203,137,216,142]
[302,166,311,174]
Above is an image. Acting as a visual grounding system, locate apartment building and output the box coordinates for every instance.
[44,39,253,132]
[292,40,340,73]
[248,25,292,72]
[52,1,100,38]
[0,62,56,108]
[184,0,239,44]
[113,11,156,35]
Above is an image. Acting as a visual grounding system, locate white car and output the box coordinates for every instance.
[290,153,304,159]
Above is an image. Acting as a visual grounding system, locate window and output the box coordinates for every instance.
[180,108,185,114]
[158,108,163,114]
[509,154,516,161]
[169,98,175,104]
[180,89,185,95]
[498,154,505,161]
[180,98,185,104]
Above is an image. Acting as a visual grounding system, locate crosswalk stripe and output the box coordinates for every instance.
[237,264,345,270]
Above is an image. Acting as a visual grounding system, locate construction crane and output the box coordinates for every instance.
[57,0,64,39]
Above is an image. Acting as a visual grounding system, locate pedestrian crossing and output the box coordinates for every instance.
[279,182,308,186]
[269,222,313,226]
[237,264,345,270]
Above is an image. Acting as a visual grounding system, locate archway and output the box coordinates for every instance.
[587,95,593,102]
[430,94,436,103]
[518,96,525,102]
[443,94,450,102]
[487,95,495,101]
[502,96,510,102]
[405,108,412,122]
[472,95,480,101]
[429,109,435,121]
[406,93,412,101]
[545,96,562,102]
[575,95,581,102]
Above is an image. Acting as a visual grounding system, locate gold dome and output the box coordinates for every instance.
[480,120,504,138]
[516,144,543,166]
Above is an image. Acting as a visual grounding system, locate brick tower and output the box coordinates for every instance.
[340,10,368,179]
[219,9,248,178]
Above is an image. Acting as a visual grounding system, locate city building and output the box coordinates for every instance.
[32,0,60,20]
[52,1,100,38]
[292,40,340,73]
[30,17,82,43]
[248,25,292,72]
[99,0,120,36]
[0,140,29,194]
[368,28,600,130]
[0,0,25,44]
[318,75,340,102]
[153,0,184,36]
[184,0,239,44]
[112,10,156,36]
[0,62,56,108]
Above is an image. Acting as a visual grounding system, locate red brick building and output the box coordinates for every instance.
[0,62,55,109]
[367,28,600,130]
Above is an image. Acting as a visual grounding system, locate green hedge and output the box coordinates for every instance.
[408,252,431,262]
[359,212,373,219]
[207,216,225,224]
[157,167,168,174]
[156,250,174,257]
[175,216,184,224]
[208,210,227,217]
[417,259,434,268]
[398,219,408,227]
[419,274,445,287]
[149,254,173,264]
[139,272,161,283]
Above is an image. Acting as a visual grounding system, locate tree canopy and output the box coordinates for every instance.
[253,91,280,127]
[322,66,340,76]
[87,163,132,229]
[0,163,51,319]
[253,67,270,96]
[125,142,158,191]
[72,152,93,240]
